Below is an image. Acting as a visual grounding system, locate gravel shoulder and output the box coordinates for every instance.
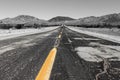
[0,27,58,40]
[68,26,120,44]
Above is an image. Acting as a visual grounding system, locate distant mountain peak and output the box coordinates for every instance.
[64,13,120,25]
[15,15,39,20]
[0,15,47,24]
[48,16,75,22]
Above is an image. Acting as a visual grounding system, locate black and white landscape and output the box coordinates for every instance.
[0,0,120,80]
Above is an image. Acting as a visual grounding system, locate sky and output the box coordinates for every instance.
[0,0,120,20]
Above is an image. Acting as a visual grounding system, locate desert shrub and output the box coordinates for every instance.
[0,24,14,29]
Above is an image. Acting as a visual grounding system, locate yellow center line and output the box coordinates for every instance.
[58,34,62,38]
[58,34,62,39]
[35,28,63,80]
[35,48,57,80]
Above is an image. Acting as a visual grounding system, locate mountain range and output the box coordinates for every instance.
[0,13,120,26]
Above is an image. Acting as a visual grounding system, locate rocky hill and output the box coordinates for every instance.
[65,13,120,25]
[48,16,75,22]
[0,15,47,24]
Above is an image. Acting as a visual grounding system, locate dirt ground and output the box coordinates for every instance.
[78,28,120,36]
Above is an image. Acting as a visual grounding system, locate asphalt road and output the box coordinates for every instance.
[0,27,120,80]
